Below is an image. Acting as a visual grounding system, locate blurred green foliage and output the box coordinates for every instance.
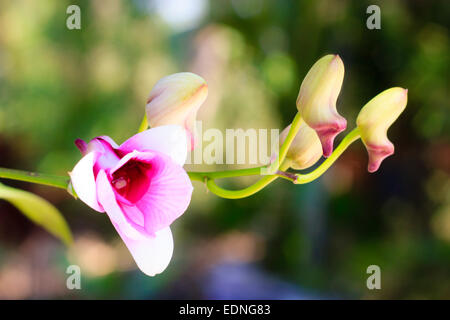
[0,0,449,299]
[0,182,72,246]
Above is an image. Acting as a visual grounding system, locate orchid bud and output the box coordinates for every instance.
[356,87,408,173]
[279,120,323,170]
[146,72,208,149]
[296,54,347,157]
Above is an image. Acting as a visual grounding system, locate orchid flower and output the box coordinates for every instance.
[69,125,193,276]
[0,59,410,278]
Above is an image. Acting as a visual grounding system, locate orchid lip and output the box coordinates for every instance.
[366,143,394,173]
[111,160,153,204]
[314,117,347,157]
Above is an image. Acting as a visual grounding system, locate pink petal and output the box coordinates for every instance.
[97,136,119,149]
[313,116,347,157]
[96,169,173,276]
[366,142,394,173]
[69,152,104,212]
[120,203,145,228]
[110,150,193,234]
[86,137,121,174]
[110,150,156,175]
[119,125,188,166]
[75,139,88,155]
[109,151,156,204]
[137,158,193,234]
[96,170,144,239]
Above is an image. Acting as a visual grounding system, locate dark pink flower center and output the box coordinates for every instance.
[111,160,152,203]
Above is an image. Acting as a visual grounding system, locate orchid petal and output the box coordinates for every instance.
[115,225,174,277]
[109,150,193,234]
[119,125,188,166]
[96,136,119,149]
[75,139,88,155]
[69,152,104,212]
[96,170,173,276]
[96,169,144,239]
[136,152,193,234]
[87,137,120,171]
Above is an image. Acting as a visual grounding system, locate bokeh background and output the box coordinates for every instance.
[0,0,449,299]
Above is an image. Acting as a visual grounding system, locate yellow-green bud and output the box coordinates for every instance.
[146,72,208,150]
[279,120,323,170]
[296,54,346,157]
[356,87,408,172]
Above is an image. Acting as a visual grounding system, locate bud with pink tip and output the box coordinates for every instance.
[296,54,347,157]
[356,87,408,172]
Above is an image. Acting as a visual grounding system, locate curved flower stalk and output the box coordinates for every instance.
[145,72,208,150]
[0,56,410,277]
[70,125,193,276]
[296,54,347,157]
[356,87,408,172]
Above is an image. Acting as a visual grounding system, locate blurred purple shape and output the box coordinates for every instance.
[202,262,322,300]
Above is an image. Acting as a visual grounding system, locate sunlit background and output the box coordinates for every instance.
[0,0,449,299]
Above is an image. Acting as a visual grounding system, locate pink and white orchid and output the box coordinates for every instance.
[69,125,193,276]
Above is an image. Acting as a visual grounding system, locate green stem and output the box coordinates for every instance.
[200,128,361,198]
[295,127,361,184]
[276,112,303,169]
[188,166,265,182]
[264,112,303,174]
[138,114,149,133]
[0,167,70,190]
[187,112,304,198]
[206,175,278,199]
[203,162,290,199]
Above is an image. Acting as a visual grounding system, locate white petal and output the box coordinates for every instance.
[118,125,188,166]
[69,152,104,212]
[115,226,174,277]
[97,168,175,276]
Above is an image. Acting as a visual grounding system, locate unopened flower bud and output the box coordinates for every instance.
[296,54,347,157]
[279,120,323,170]
[356,87,408,173]
[146,72,208,149]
